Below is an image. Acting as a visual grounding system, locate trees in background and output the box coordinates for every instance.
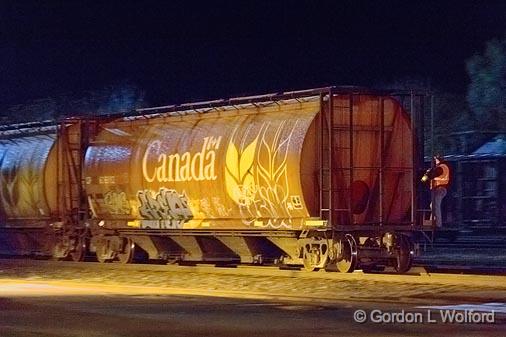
[377,78,472,155]
[466,37,506,130]
[377,34,506,156]
[0,81,147,123]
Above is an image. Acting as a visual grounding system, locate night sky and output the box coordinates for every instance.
[1,1,506,107]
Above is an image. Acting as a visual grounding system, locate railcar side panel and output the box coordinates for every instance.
[85,95,413,230]
[0,135,57,224]
[85,99,320,230]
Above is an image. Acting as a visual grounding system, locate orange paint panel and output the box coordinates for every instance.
[84,94,414,230]
[84,99,321,230]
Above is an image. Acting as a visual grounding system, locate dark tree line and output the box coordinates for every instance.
[0,81,147,124]
[431,35,506,155]
[467,37,506,130]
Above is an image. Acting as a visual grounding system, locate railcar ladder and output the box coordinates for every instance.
[57,119,95,227]
[319,90,354,226]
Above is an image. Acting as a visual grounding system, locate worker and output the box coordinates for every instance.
[421,154,451,228]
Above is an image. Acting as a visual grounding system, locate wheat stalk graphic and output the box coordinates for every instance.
[224,129,258,207]
[256,121,292,220]
[224,120,299,228]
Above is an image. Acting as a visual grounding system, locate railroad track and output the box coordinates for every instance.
[414,239,506,273]
[1,257,505,281]
[2,257,505,308]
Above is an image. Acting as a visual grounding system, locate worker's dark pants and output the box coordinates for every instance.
[430,187,447,227]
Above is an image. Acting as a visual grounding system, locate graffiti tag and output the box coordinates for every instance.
[104,190,131,215]
[137,188,193,226]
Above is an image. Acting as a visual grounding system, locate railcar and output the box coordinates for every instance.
[435,146,506,233]
[0,87,430,272]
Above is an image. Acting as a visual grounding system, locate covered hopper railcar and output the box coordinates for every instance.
[0,87,427,272]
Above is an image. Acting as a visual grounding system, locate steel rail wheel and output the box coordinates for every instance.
[70,236,87,262]
[95,240,114,263]
[336,234,357,273]
[117,238,136,264]
[302,245,320,272]
[394,235,413,273]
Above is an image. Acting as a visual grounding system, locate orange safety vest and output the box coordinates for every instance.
[431,163,450,189]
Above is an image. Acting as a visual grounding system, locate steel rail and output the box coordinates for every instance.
[0,258,504,285]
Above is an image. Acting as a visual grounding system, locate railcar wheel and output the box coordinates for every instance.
[52,234,73,261]
[302,246,320,272]
[394,235,413,273]
[95,241,114,263]
[336,234,357,273]
[70,236,87,262]
[52,242,68,261]
[117,238,136,264]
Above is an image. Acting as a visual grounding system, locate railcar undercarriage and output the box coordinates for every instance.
[44,221,416,274]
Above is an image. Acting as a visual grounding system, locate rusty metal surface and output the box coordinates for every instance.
[85,98,321,230]
[0,92,414,233]
[0,134,57,223]
[84,94,414,231]
[327,96,413,225]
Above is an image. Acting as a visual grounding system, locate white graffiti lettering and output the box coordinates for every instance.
[137,189,193,226]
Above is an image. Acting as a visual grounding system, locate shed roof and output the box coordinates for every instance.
[473,135,506,155]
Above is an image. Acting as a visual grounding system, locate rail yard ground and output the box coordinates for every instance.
[0,259,505,336]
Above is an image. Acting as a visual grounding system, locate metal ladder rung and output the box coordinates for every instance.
[332,127,353,131]
[322,147,351,150]
[320,209,351,212]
